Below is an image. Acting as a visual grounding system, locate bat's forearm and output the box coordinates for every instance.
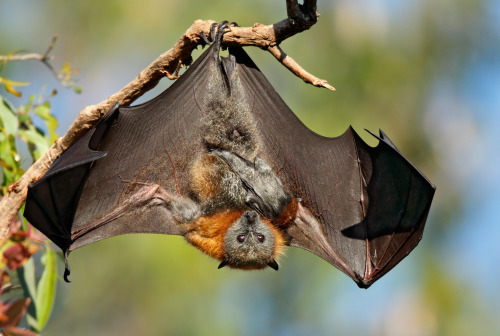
[71,184,198,242]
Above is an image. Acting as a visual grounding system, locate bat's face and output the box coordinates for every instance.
[222,210,278,270]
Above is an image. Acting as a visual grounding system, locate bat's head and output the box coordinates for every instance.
[220,210,283,270]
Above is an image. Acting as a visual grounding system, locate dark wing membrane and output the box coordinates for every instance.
[25,44,218,252]
[69,44,220,250]
[227,47,435,287]
[342,130,435,287]
[24,104,120,251]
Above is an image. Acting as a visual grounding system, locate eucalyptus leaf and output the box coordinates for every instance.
[35,248,57,331]
[68,84,82,93]
[18,127,50,155]
[0,133,16,167]
[34,102,51,119]
[17,257,38,331]
[0,96,19,135]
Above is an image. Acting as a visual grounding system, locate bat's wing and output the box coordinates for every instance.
[225,47,435,288]
[25,43,219,253]
[24,104,119,252]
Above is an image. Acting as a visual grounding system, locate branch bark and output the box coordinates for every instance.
[0,0,329,238]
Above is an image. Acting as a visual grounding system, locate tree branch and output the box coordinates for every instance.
[268,45,335,90]
[0,35,67,86]
[0,0,328,237]
[0,53,55,62]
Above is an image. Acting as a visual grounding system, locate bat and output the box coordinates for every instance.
[24,26,435,288]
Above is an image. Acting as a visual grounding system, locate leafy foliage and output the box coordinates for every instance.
[0,46,77,335]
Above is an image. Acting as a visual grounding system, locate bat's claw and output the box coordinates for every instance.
[209,21,234,43]
[63,268,71,283]
[63,249,71,283]
[212,21,232,55]
[209,22,219,42]
[200,32,211,46]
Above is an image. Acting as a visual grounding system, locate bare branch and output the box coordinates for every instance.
[304,0,318,17]
[0,53,55,62]
[286,0,302,18]
[0,35,72,88]
[42,35,58,59]
[0,0,329,237]
[268,45,335,91]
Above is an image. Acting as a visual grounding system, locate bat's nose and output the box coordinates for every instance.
[244,210,258,223]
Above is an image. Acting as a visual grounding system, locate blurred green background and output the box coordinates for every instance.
[1,0,499,335]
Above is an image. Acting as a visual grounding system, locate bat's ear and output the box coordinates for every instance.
[218,259,229,269]
[267,259,279,271]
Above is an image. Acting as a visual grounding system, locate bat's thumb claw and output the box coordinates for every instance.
[63,249,71,283]
[63,267,71,283]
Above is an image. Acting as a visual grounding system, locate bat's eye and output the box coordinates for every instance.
[256,234,265,243]
[237,234,247,243]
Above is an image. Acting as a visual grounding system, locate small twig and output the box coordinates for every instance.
[0,54,55,62]
[304,0,317,15]
[0,0,330,237]
[268,45,335,91]
[287,0,302,18]
[0,35,72,88]
[42,35,58,59]
[1,284,22,294]
[38,35,64,82]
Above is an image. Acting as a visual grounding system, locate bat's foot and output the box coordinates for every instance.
[212,21,232,55]
[199,21,233,48]
[200,32,211,46]
[210,21,229,42]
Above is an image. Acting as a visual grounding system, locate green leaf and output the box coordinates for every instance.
[18,127,50,158]
[0,78,30,87]
[0,96,19,135]
[34,102,51,119]
[0,128,20,185]
[34,102,58,141]
[68,84,82,94]
[0,77,30,98]
[17,257,38,331]
[35,248,57,331]
[0,133,14,166]
[46,116,58,143]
